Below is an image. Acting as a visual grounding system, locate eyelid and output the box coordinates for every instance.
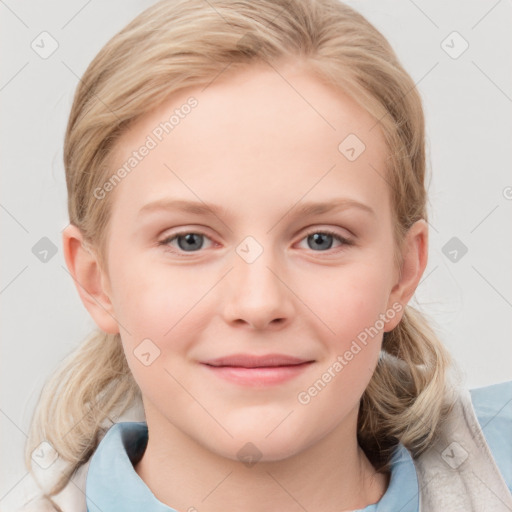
[158,229,216,255]
[300,220,355,239]
[298,227,353,252]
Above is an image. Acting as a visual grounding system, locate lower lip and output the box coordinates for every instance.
[201,362,313,387]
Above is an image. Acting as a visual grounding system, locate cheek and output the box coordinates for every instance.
[295,265,389,416]
[107,256,214,386]
[113,266,208,413]
[109,252,211,334]
[307,262,393,345]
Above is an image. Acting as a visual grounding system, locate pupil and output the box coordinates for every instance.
[179,233,203,251]
[310,233,333,250]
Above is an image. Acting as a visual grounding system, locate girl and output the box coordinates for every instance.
[14,0,512,510]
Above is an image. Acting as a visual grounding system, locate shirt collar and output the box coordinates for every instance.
[356,443,420,512]
[86,422,419,512]
[86,422,176,512]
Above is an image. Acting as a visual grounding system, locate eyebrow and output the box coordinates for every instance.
[137,198,375,219]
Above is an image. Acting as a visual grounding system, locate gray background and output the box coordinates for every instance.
[1,0,511,506]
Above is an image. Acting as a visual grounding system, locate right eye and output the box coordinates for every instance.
[158,231,215,255]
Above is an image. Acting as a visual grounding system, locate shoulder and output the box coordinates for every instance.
[0,472,56,512]
[2,460,90,512]
[470,380,512,492]
[5,400,145,512]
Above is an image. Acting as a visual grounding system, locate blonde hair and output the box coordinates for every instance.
[25,0,453,506]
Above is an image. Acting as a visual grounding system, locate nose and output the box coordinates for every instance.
[222,245,295,331]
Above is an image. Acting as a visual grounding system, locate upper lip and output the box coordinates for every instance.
[202,353,313,368]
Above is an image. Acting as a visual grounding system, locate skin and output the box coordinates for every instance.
[63,59,428,512]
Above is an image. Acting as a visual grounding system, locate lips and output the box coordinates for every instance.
[201,353,314,387]
[202,353,312,368]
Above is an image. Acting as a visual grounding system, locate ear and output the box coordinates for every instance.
[384,219,428,331]
[62,224,120,334]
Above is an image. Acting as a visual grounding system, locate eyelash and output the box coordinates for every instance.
[157,228,353,257]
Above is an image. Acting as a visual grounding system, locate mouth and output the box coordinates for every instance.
[200,354,314,386]
[202,353,314,368]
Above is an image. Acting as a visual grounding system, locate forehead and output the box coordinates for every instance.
[107,61,391,222]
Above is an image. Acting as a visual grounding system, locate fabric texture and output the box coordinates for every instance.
[5,381,512,512]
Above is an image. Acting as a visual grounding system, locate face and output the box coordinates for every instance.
[95,61,405,461]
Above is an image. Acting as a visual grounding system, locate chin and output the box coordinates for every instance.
[208,427,310,465]
[223,441,304,465]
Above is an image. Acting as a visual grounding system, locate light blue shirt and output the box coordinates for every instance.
[85,381,512,511]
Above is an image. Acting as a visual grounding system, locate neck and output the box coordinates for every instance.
[134,402,389,512]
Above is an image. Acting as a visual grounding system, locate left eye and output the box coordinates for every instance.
[298,230,351,252]
[158,229,351,255]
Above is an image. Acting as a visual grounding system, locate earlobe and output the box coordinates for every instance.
[62,224,120,334]
[384,219,429,331]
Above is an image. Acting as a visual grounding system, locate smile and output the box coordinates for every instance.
[200,361,314,387]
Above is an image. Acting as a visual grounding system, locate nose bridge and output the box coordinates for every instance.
[223,235,293,328]
[234,234,282,297]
